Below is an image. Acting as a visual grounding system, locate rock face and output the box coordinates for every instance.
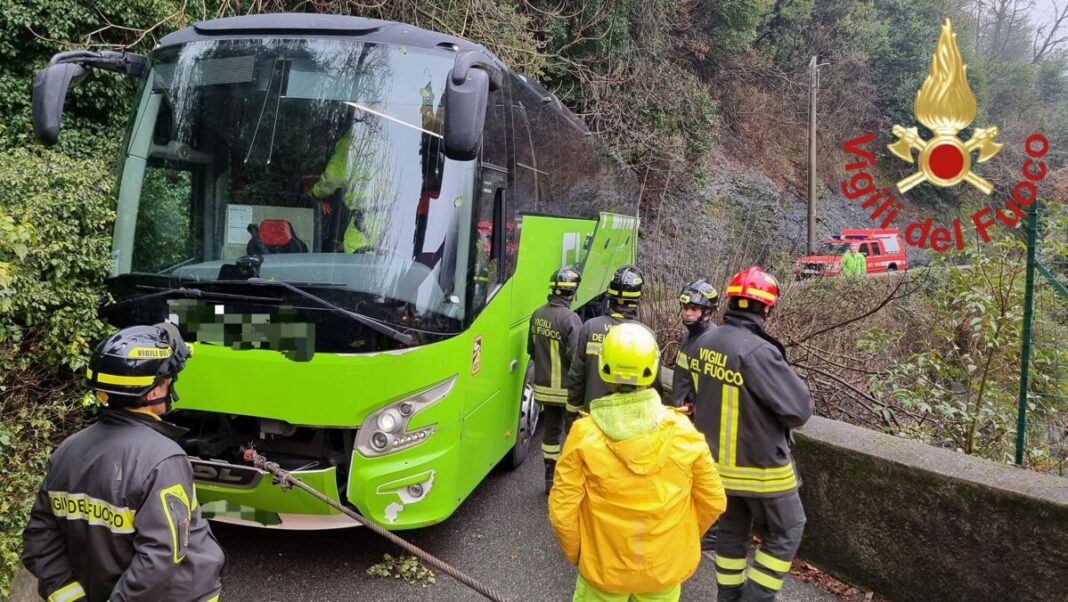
[636,149,928,286]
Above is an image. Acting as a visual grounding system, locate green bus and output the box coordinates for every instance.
[34,13,639,530]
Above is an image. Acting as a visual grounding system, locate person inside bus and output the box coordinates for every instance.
[307,114,384,254]
[549,323,726,602]
[413,80,447,269]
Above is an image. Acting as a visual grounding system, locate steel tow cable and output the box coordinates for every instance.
[241,449,511,602]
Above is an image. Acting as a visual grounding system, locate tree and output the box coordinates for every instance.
[1032,0,1068,62]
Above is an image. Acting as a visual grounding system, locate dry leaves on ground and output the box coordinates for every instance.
[791,559,890,601]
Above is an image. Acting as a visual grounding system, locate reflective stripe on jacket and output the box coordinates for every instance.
[314,130,387,253]
[683,310,813,498]
[22,410,225,602]
[528,296,583,405]
[312,130,377,208]
[549,388,726,594]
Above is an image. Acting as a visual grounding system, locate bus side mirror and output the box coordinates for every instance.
[444,51,502,161]
[32,63,87,146]
[443,67,489,161]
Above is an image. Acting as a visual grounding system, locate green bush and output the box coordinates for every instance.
[0,145,115,594]
[861,219,1068,464]
[0,0,186,152]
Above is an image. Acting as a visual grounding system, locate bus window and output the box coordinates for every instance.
[132,167,193,273]
[471,168,505,311]
[512,102,539,213]
[472,85,512,292]
[509,103,537,278]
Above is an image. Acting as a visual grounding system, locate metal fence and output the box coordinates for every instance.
[1016,200,1068,473]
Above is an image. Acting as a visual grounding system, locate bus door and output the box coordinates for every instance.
[575,213,639,305]
[459,92,514,473]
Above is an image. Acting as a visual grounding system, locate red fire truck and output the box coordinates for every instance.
[794,229,908,278]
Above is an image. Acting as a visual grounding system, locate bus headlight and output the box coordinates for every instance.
[371,432,389,450]
[377,410,400,433]
[356,375,457,457]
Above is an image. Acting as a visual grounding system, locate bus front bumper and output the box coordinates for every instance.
[193,420,461,530]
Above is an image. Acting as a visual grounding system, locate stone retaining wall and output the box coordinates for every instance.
[793,416,1068,602]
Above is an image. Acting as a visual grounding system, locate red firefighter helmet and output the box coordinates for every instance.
[725,267,780,308]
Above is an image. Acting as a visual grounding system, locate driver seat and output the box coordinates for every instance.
[248,219,307,254]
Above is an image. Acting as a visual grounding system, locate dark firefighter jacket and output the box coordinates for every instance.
[672,320,716,407]
[22,409,225,602]
[566,310,662,413]
[681,310,813,498]
[527,295,583,405]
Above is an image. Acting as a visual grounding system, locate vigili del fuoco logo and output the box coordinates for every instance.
[841,19,1051,251]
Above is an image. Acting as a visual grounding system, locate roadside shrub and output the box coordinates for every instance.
[0,145,115,594]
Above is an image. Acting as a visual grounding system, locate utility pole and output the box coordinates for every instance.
[807,55,818,254]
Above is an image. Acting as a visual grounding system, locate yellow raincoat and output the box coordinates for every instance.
[548,388,727,595]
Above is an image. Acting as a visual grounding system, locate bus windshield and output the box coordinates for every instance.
[112,38,474,325]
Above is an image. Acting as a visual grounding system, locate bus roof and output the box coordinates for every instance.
[155,14,591,140]
[158,13,504,69]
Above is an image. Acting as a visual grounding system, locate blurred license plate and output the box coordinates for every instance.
[191,458,264,489]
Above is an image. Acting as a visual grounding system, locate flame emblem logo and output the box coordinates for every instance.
[888,19,1002,194]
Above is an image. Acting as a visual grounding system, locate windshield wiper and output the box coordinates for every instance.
[101,286,284,316]
[241,278,416,346]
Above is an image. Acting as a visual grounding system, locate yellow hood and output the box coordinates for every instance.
[589,389,673,476]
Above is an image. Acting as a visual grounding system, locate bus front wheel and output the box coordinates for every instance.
[504,360,539,470]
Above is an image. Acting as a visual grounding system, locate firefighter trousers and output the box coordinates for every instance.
[539,402,567,461]
[714,491,806,602]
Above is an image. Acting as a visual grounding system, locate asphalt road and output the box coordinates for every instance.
[211,424,840,602]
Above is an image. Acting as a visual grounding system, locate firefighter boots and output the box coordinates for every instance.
[545,459,557,494]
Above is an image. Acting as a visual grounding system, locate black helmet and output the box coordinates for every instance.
[87,323,190,407]
[608,265,643,307]
[679,279,719,310]
[550,266,581,297]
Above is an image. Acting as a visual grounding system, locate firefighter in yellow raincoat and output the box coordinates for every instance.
[549,323,727,602]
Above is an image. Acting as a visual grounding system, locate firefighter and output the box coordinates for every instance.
[565,265,660,418]
[549,323,727,602]
[672,278,719,410]
[527,266,584,494]
[672,278,721,553]
[22,324,226,602]
[682,267,812,602]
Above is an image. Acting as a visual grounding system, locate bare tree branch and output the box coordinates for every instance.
[784,276,912,347]
[1033,0,1068,62]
